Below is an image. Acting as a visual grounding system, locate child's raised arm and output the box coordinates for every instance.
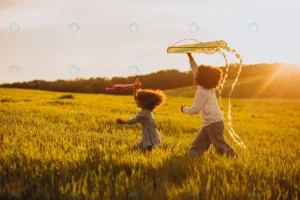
[187,53,198,77]
[133,78,141,101]
[133,87,137,101]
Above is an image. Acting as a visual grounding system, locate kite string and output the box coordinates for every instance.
[217,49,246,148]
[217,50,240,143]
[170,38,201,47]
[218,50,230,91]
[217,49,229,109]
[227,53,246,148]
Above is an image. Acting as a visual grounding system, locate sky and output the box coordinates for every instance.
[0,0,299,83]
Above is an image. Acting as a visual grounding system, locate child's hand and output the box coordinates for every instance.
[116,118,125,124]
[134,78,142,88]
[135,82,141,89]
[181,105,186,113]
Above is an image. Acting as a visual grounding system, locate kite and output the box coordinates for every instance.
[167,39,246,148]
[106,78,142,92]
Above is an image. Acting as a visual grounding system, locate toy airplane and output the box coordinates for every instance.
[106,78,142,92]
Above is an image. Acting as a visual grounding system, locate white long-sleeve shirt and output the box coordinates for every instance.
[183,56,223,127]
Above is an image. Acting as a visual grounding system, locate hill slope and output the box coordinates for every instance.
[165,75,300,98]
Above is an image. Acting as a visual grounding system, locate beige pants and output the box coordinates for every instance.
[189,121,238,157]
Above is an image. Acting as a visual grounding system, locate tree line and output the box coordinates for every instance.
[0,63,297,95]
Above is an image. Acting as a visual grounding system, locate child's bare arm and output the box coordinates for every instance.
[133,87,137,101]
[187,53,198,76]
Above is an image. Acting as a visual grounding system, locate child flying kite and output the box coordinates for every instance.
[167,39,246,157]
[182,53,239,158]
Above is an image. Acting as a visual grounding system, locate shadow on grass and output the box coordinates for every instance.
[0,149,194,200]
[1,148,299,200]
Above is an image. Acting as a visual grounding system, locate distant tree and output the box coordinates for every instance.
[1,63,298,96]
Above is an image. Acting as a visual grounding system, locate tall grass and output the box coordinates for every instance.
[0,88,299,200]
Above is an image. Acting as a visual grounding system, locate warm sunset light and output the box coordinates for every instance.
[0,0,300,83]
[1,1,299,200]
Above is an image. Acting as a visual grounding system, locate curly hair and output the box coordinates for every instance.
[136,89,166,111]
[194,65,223,89]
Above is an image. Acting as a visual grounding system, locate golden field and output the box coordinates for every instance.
[0,88,300,200]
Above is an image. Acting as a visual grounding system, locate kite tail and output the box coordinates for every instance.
[218,50,230,92]
[227,52,246,148]
[218,49,246,149]
[217,49,229,107]
[227,123,246,148]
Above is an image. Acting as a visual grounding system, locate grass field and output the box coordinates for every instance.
[0,87,300,200]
